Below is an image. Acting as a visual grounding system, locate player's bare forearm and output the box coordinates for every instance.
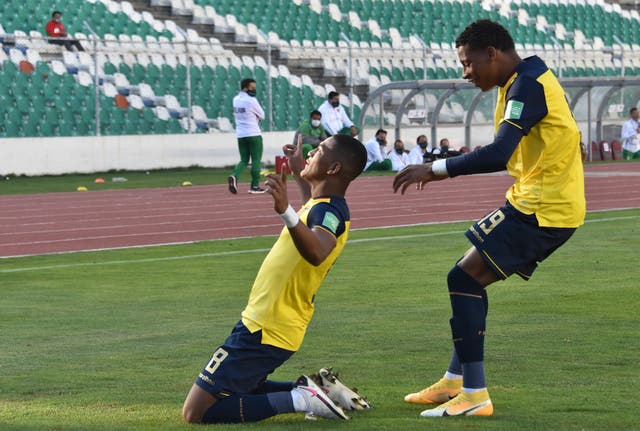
[392,163,447,195]
[289,224,336,266]
[264,169,335,265]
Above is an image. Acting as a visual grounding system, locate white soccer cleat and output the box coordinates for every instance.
[419,389,493,417]
[294,375,350,420]
[314,368,371,411]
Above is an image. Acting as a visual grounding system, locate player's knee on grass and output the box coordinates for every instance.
[182,384,217,423]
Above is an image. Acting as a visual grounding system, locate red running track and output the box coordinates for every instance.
[1,162,639,258]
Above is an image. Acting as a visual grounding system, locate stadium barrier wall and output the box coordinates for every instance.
[0,131,296,176]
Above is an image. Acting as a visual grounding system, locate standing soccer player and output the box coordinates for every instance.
[228,78,266,194]
[393,19,585,417]
[183,135,369,423]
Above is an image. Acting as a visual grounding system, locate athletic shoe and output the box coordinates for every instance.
[420,389,493,417]
[404,376,462,404]
[247,186,266,194]
[314,368,371,410]
[294,375,350,420]
[227,175,237,194]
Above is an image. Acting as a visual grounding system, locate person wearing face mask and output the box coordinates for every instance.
[388,139,410,171]
[317,92,358,137]
[293,110,329,159]
[229,78,266,194]
[45,11,84,52]
[432,138,460,159]
[409,135,432,164]
[363,129,392,171]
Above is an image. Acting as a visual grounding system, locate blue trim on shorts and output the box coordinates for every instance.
[195,321,294,398]
[465,202,576,280]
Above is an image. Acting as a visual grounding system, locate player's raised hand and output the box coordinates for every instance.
[265,165,289,213]
[283,134,305,177]
[393,163,444,195]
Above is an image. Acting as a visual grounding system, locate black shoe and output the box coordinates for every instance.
[248,186,266,194]
[227,175,237,194]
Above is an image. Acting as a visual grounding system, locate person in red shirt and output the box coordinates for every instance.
[45,11,84,51]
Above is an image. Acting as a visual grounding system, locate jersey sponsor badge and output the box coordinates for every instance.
[321,212,340,234]
[505,100,524,120]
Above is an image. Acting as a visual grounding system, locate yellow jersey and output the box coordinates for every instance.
[241,196,350,351]
[496,56,585,228]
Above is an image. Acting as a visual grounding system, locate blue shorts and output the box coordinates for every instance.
[465,202,576,280]
[195,321,294,398]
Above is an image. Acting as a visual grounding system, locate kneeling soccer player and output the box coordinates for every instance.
[182,134,370,423]
[393,19,585,418]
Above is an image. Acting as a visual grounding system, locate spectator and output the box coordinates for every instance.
[432,138,460,159]
[45,11,84,52]
[228,78,266,195]
[363,129,392,171]
[621,107,640,160]
[293,110,328,159]
[389,139,410,171]
[409,135,434,164]
[318,92,358,137]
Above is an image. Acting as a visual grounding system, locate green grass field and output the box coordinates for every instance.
[1,209,639,431]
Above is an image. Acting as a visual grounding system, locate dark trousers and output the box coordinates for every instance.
[49,38,85,52]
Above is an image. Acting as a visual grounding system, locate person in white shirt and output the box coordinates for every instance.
[408,135,432,164]
[389,139,410,171]
[317,92,358,137]
[621,107,640,160]
[363,129,392,171]
[229,78,266,194]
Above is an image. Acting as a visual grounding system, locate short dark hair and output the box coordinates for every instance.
[375,128,387,136]
[52,11,62,17]
[630,107,638,115]
[309,110,322,118]
[331,134,367,181]
[416,134,427,143]
[240,78,256,90]
[455,19,515,52]
[327,91,339,100]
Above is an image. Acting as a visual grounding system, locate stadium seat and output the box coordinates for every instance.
[599,141,613,161]
[611,139,623,160]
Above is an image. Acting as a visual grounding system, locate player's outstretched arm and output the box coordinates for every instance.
[392,163,448,195]
[265,169,336,266]
[282,134,311,202]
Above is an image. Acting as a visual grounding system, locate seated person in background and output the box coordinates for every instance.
[318,92,358,137]
[364,129,392,171]
[432,138,460,159]
[389,139,410,171]
[45,11,84,52]
[408,135,431,164]
[293,110,328,159]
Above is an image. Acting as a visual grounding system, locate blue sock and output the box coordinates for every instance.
[202,393,278,423]
[447,350,462,375]
[462,361,486,389]
[447,265,488,388]
[266,391,295,414]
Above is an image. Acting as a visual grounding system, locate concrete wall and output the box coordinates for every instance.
[0,122,606,176]
[0,131,298,176]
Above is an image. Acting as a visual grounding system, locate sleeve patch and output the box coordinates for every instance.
[321,212,340,235]
[505,100,524,120]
